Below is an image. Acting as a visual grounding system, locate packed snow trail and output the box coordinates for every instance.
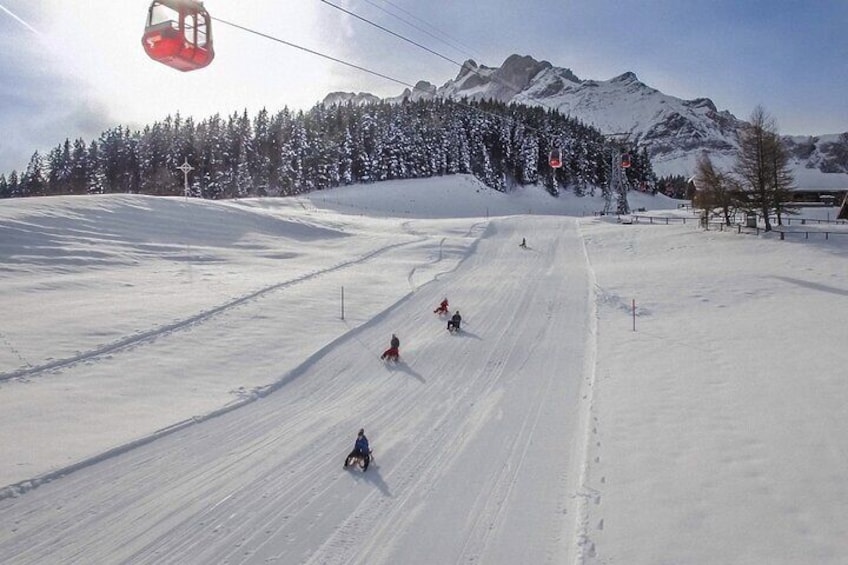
[0,216,593,564]
[0,198,479,489]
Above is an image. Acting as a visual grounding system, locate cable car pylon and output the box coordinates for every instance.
[602,133,633,216]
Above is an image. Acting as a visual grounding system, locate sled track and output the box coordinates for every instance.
[453,313,561,564]
[0,238,425,383]
[0,216,598,562]
[302,331,518,565]
[303,220,576,565]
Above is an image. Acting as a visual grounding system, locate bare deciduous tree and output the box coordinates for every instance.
[694,152,739,226]
[733,106,795,231]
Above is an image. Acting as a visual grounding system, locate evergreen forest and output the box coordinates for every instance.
[0,98,657,201]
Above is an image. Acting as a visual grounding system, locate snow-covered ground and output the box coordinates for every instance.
[0,175,846,564]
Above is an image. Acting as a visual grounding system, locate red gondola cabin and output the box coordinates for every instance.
[621,153,632,168]
[142,0,214,71]
[549,149,563,169]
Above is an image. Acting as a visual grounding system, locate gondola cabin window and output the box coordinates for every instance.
[549,149,563,169]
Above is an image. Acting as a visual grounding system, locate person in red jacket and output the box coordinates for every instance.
[381,334,400,361]
[434,298,449,315]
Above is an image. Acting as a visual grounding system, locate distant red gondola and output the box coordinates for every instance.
[142,0,214,72]
[549,149,563,169]
[621,153,632,168]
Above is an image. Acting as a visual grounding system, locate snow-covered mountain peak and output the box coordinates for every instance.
[610,71,639,84]
[322,91,381,107]
[321,54,848,185]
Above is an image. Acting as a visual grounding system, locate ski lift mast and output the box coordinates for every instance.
[603,133,633,215]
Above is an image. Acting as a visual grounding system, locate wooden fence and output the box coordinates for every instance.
[620,214,848,242]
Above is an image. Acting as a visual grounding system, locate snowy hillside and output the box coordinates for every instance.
[439,56,741,174]
[1,176,847,564]
[326,54,848,186]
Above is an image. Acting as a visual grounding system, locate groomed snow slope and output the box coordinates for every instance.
[1,175,846,564]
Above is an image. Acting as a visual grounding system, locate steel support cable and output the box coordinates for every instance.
[213,16,417,91]
[317,0,464,68]
[360,0,482,60]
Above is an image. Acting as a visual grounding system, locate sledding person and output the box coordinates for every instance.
[434,297,449,315]
[447,310,462,332]
[344,428,371,470]
[381,333,400,361]
[519,237,527,248]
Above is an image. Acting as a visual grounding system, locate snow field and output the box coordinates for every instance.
[1,175,846,564]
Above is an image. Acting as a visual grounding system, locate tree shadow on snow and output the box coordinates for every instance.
[771,276,848,297]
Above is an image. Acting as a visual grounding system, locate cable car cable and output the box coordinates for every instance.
[359,0,483,61]
[213,17,417,91]
[317,0,464,68]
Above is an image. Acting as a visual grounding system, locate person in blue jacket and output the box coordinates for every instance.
[345,428,371,470]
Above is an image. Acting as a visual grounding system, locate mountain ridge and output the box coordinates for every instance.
[324,54,848,187]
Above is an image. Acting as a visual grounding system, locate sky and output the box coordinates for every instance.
[1,1,847,174]
[1,177,846,562]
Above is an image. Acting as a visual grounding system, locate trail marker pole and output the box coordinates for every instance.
[632,299,636,332]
